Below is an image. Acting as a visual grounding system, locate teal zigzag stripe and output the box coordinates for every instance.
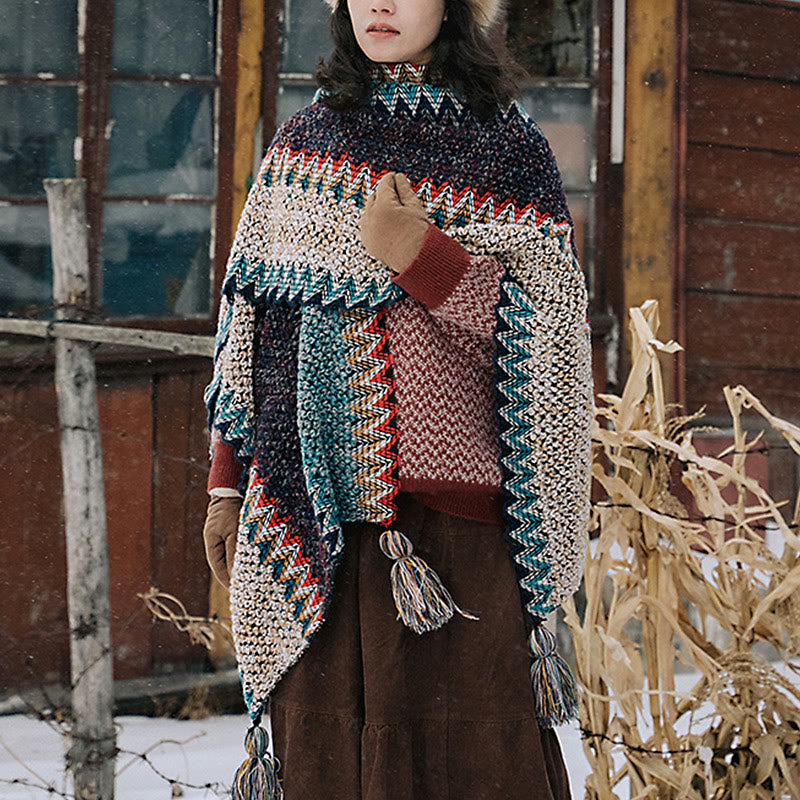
[369,81,466,118]
[495,277,555,618]
[223,254,401,309]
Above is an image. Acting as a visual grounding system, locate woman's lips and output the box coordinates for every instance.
[367,23,400,38]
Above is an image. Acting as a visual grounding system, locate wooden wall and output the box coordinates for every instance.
[0,357,212,690]
[683,0,800,420]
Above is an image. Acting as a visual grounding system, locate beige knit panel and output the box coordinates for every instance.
[213,294,256,451]
[230,529,309,714]
[452,222,593,607]
[231,158,396,301]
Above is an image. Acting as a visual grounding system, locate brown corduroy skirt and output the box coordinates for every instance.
[270,495,572,800]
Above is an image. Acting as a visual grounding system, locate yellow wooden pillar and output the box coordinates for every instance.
[232,0,266,225]
[622,0,678,397]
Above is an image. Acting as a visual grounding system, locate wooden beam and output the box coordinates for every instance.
[622,0,678,396]
[232,0,265,227]
[0,318,214,357]
[45,178,117,800]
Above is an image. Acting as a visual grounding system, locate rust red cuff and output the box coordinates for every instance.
[392,225,472,310]
[207,439,244,494]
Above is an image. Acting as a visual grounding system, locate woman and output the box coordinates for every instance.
[203,0,593,797]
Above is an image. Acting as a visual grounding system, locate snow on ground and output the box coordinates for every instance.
[0,713,588,799]
[4,661,797,799]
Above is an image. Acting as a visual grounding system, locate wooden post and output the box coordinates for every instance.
[45,178,116,800]
[622,0,678,399]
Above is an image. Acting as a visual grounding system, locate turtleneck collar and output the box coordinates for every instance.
[370,63,429,85]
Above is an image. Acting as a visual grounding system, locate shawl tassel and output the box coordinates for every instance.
[231,721,283,800]
[380,529,478,634]
[529,625,579,728]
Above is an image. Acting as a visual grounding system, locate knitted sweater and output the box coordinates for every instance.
[205,63,593,723]
[208,223,507,522]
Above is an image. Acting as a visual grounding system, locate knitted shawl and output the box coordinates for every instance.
[205,63,593,725]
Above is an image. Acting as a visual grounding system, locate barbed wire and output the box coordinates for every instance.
[591,437,798,457]
[117,746,228,796]
[579,728,775,760]
[1,776,75,798]
[0,743,231,798]
[592,501,799,531]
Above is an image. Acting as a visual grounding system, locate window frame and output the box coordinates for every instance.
[0,0,238,333]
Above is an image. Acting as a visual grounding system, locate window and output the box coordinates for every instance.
[508,1,596,297]
[275,0,331,120]
[272,0,597,295]
[0,0,234,321]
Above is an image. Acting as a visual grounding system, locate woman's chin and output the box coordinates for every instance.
[357,41,431,65]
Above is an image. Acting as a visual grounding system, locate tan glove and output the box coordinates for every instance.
[360,172,431,273]
[203,495,242,589]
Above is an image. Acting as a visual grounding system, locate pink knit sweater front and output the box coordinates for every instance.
[209,225,506,523]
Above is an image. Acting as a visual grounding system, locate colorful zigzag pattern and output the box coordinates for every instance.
[264,144,565,233]
[242,470,327,637]
[342,308,400,525]
[209,66,592,723]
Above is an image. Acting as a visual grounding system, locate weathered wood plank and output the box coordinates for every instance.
[151,370,213,666]
[98,380,154,680]
[685,218,800,296]
[686,144,800,226]
[232,0,265,226]
[687,364,800,420]
[688,71,800,155]
[46,178,116,799]
[689,0,800,81]
[186,371,215,614]
[623,0,677,394]
[686,292,800,370]
[0,381,69,687]
[0,318,214,357]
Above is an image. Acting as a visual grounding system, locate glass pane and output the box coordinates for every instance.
[0,206,52,315]
[519,87,592,191]
[105,83,215,196]
[277,83,318,126]
[565,192,589,263]
[0,0,78,75]
[281,0,331,74]
[507,0,591,78]
[0,86,78,196]
[103,202,212,317]
[112,0,217,76]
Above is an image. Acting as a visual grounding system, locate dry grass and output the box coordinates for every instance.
[565,301,800,799]
[139,587,232,651]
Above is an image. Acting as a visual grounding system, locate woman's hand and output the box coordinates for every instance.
[202,495,243,588]
[360,172,430,273]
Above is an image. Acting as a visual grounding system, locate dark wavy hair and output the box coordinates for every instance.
[315,0,523,119]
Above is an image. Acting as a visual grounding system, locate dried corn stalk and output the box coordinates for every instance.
[139,587,233,650]
[564,300,800,800]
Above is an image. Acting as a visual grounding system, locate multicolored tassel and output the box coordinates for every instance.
[231,721,283,799]
[379,529,478,634]
[529,625,579,728]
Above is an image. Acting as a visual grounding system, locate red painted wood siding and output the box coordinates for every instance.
[684,0,800,420]
[0,363,212,690]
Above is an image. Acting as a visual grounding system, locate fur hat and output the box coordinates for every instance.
[322,0,503,31]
